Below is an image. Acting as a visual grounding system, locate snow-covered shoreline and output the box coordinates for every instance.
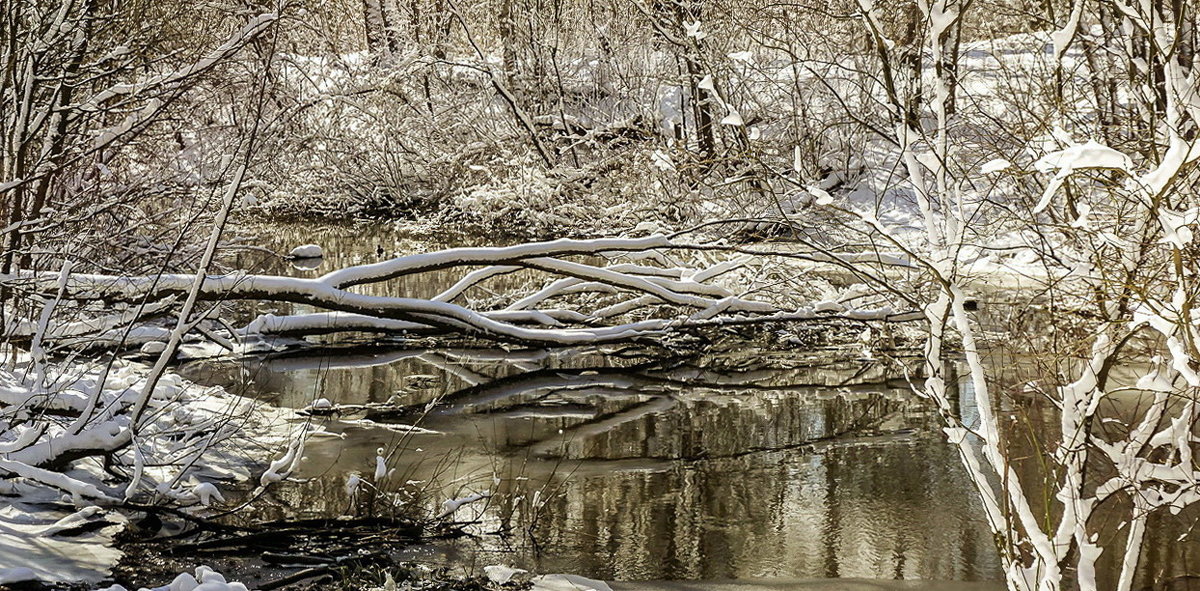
[0,353,307,585]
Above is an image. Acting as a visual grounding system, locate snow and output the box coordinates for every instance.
[1034,140,1132,174]
[720,109,745,126]
[16,16,1200,591]
[484,565,529,584]
[7,232,816,347]
[437,491,492,518]
[93,566,249,591]
[1031,141,1134,214]
[1156,207,1199,249]
[288,243,324,259]
[80,13,278,113]
[260,430,309,486]
[345,472,363,497]
[374,448,389,480]
[0,499,123,583]
[0,350,308,583]
[807,186,834,206]
[244,312,427,336]
[980,158,1012,174]
[338,419,438,434]
[193,482,225,506]
[1069,202,1091,229]
[650,150,675,171]
[140,341,167,354]
[93,99,163,150]
[0,567,37,583]
[319,234,673,287]
[532,574,613,591]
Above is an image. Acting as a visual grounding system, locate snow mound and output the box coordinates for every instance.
[288,243,324,259]
[308,397,333,410]
[139,341,167,354]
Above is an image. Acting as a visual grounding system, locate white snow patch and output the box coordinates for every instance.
[980,158,1012,174]
[0,567,37,584]
[345,472,362,497]
[484,565,529,585]
[720,110,744,126]
[193,482,225,506]
[139,341,167,355]
[531,574,613,591]
[1157,207,1199,249]
[288,244,324,259]
[374,449,389,481]
[1032,141,1133,213]
[0,501,122,583]
[807,186,834,206]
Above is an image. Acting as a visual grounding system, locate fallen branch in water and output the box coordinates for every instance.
[7,234,917,348]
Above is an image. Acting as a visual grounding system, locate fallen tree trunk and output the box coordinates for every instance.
[6,234,915,348]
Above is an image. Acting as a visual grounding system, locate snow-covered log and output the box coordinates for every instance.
[5,234,912,347]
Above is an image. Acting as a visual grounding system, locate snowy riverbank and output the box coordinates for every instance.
[0,352,307,585]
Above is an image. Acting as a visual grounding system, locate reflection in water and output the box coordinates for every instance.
[483,438,999,582]
[180,346,1003,585]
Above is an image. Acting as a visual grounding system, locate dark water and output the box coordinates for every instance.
[176,222,1006,587]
